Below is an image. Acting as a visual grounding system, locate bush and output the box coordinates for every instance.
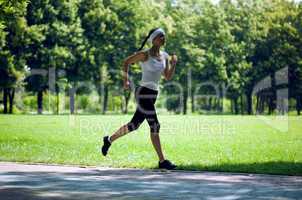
[23,95,37,111]
[166,96,181,114]
[78,95,90,110]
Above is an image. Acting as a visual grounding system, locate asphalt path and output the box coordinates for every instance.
[0,162,301,200]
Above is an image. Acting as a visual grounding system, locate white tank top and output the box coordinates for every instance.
[139,48,169,91]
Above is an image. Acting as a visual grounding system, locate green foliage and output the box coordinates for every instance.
[22,95,36,110]
[0,0,301,115]
[78,95,89,110]
[166,96,181,113]
[0,0,28,88]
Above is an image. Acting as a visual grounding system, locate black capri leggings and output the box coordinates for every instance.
[126,85,160,133]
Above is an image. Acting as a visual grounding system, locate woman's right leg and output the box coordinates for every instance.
[109,93,145,143]
[101,106,145,156]
[102,86,147,156]
[107,86,145,143]
[109,107,145,143]
[108,124,129,143]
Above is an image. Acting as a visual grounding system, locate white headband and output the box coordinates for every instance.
[148,28,165,44]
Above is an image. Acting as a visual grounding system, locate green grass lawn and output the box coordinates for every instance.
[0,114,301,175]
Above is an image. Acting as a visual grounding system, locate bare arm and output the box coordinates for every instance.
[162,54,177,81]
[122,51,147,89]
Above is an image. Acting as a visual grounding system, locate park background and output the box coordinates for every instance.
[0,0,302,175]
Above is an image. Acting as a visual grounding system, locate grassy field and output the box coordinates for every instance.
[0,114,301,175]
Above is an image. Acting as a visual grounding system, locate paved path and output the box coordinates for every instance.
[0,162,302,200]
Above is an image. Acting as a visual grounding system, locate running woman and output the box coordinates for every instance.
[101,28,178,170]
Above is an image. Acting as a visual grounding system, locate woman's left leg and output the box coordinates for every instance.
[150,129,165,162]
[144,96,165,162]
[144,92,176,169]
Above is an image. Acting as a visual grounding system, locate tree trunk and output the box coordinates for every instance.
[268,74,276,115]
[230,98,235,114]
[123,90,131,114]
[8,88,15,114]
[3,88,8,114]
[260,96,265,114]
[56,91,60,114]
[240,94,244,115]
[246,91,253,115]
[183,91,188,115]
[209,97,212,111]
[3,88,9,114]
[69,87,76,114]
[215,98,219,112]
[102,85,108,114]
[256,94,260,113]
[296,96,301,116]
[191,92,195,113]
[268,96,273,115]
[37,90,43,114]
[220,97,223,113]
[234,97,239,114]
[218,98,221,112]
[96,85,103,113]
[217,88,223,113]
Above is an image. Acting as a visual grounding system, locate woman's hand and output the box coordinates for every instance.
[170,54,178,66]
[123,79,130,90]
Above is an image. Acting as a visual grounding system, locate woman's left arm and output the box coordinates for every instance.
[162,54,177,81]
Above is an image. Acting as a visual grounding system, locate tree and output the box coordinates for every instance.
[193,1,232,113]
[25,0,86,114]
[163,0,204,114]
[292,3,302,115]
[78,0,117,114]
[0,0,29,113]
[247,0,300,114]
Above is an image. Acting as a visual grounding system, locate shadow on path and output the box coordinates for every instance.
[0,163,302,200]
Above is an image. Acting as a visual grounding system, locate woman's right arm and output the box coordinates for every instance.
[122,51,147,90]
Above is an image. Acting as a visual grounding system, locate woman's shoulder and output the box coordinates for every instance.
[137,48,149,54]
[160,50,169,59]
[136,48,149,62]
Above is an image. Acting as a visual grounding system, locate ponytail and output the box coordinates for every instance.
[137,27,159,52]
